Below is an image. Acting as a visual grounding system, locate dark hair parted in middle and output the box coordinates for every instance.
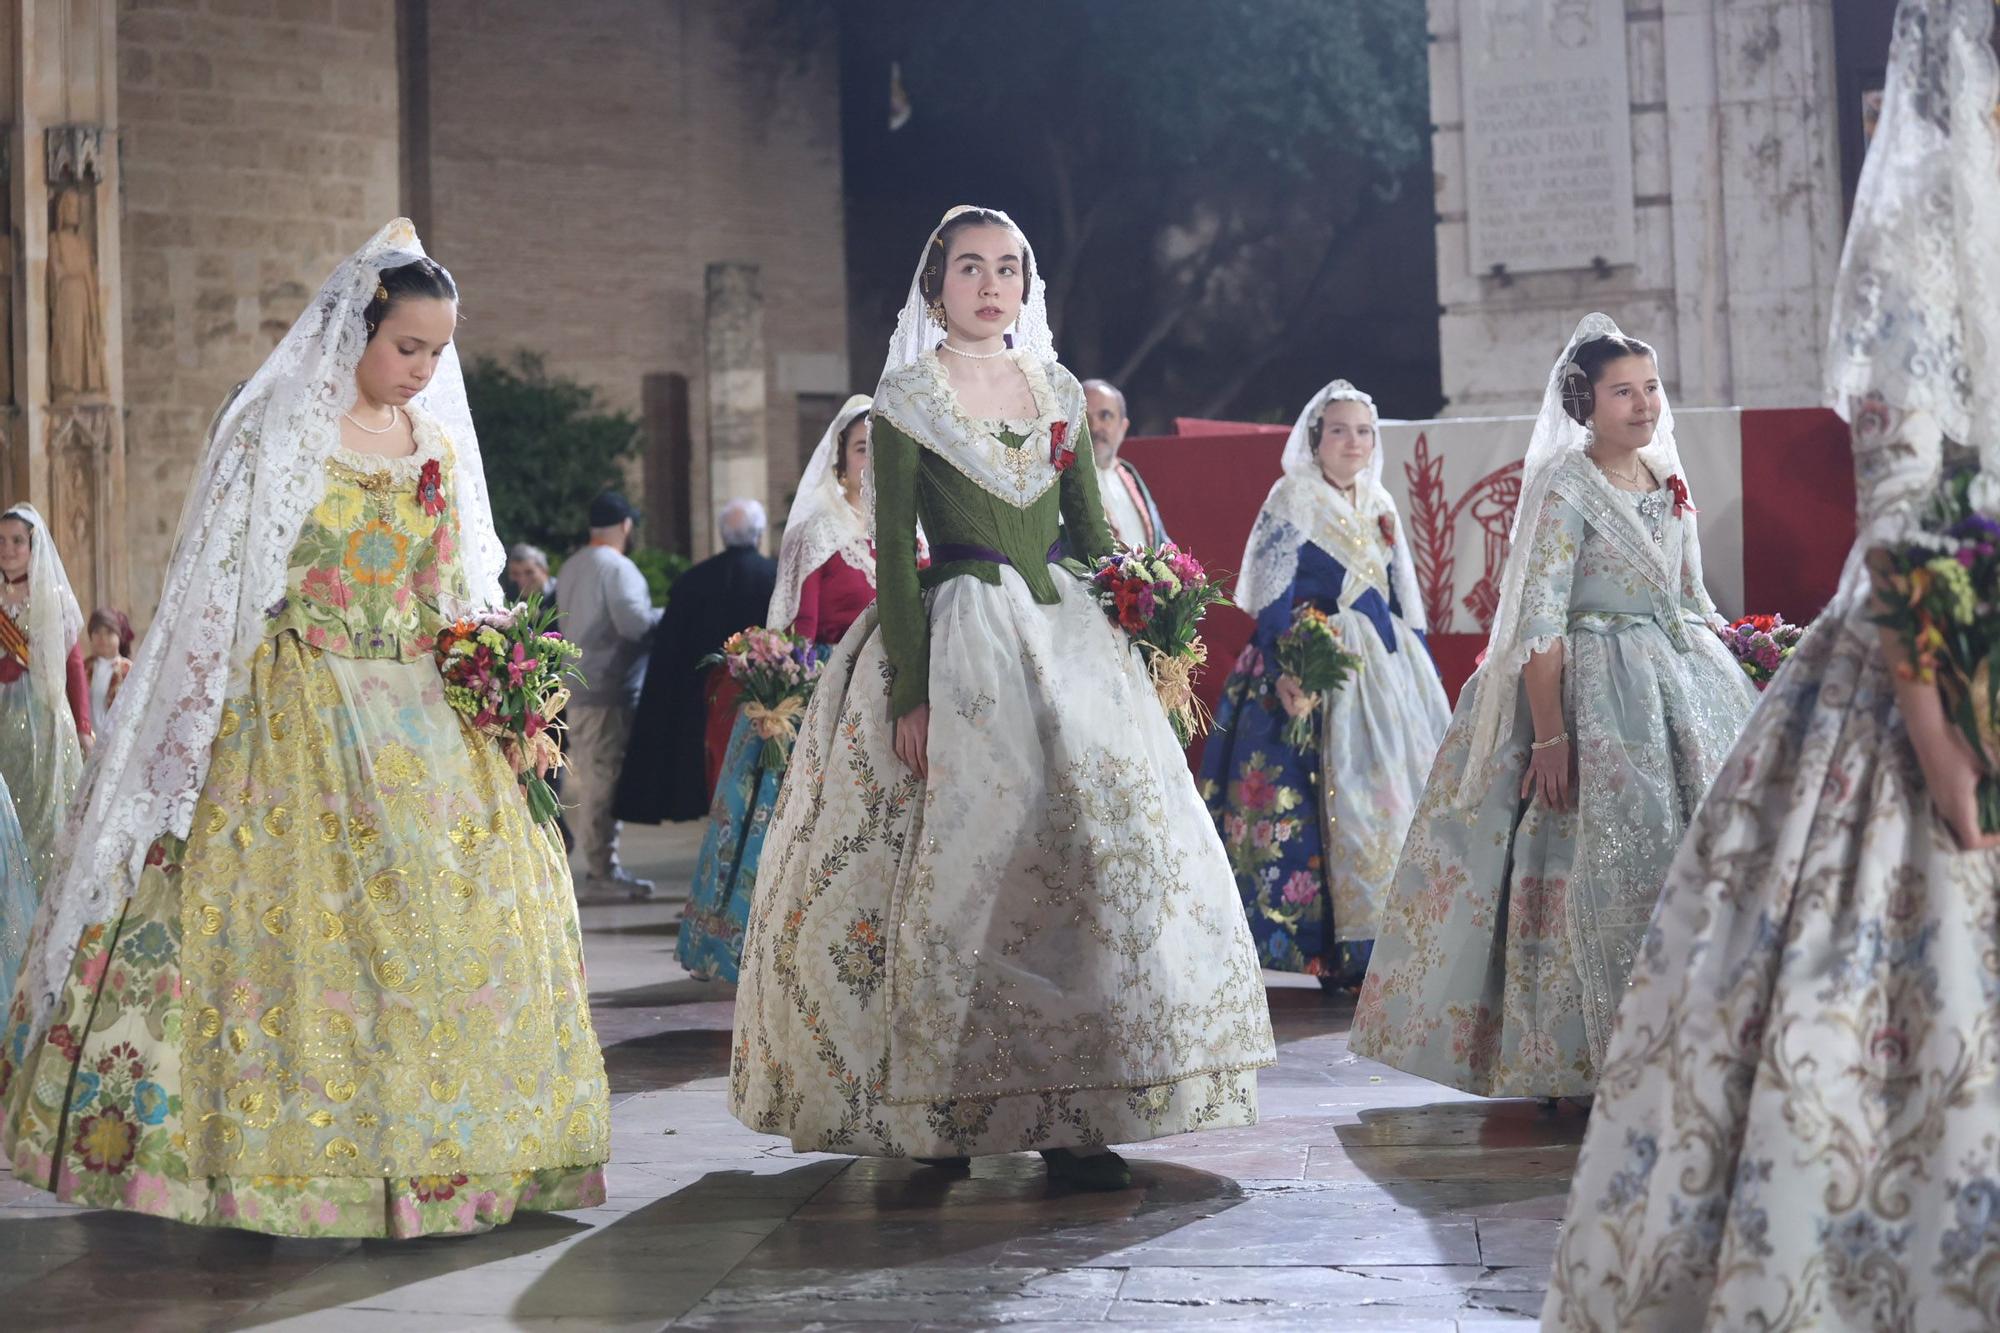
[1560,333,1657,426]
[362,258,458,341]
[919,209,1035,312]
[835,415,867,481]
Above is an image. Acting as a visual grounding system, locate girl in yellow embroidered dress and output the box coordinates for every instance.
[0,383,609,1233]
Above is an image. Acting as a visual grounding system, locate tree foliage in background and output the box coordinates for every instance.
[838,0,1437,426]
[465,351,643,558]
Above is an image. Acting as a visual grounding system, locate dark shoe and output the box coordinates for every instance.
[914,1155,971,1173]
[1040,1147,1131,1191]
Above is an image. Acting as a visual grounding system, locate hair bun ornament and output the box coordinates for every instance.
[375,282,390,303]
[1558,359,1594,424]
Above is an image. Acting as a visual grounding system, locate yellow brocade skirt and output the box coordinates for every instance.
[0,632,610,1237]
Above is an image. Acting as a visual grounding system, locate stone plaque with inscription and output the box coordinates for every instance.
[1461,0,1636,274]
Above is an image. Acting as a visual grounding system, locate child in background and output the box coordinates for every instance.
[84,608,131,749]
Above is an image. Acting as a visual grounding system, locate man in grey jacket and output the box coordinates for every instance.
[560,492,662,897]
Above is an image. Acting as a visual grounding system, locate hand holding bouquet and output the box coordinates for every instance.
[1872,467,2000,834]
[434,595,579,825]
[1717,612,1806,689]
[1091,543,1231,745]
[703,625,823,770]
[1273,605,1362,750]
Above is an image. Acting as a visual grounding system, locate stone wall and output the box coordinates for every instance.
[1431,0,1845,414]
[118,0,401,623]
[419,0,849,557]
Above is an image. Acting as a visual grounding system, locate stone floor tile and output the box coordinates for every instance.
[1077,1192,1481,1268]
[1304,1142,1579,1186]
[678,1266,1122,1328]
[1474,1216,1560,1269]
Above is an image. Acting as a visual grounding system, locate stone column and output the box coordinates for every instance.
[5,0,126,619]
[703,262,767,556]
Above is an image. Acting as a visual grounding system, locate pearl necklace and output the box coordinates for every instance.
[938,340,1010,361]
[1589,450,1649,490]
[343,404,402,435]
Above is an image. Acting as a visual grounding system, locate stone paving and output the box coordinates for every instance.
[0,822,1582,1331]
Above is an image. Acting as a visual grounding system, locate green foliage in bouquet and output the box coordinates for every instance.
[1274,605,1362,751]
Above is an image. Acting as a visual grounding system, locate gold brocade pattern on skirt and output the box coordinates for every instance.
[174,632,607,1179]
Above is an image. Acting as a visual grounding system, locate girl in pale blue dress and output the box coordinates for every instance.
[1350,315,1757,1099]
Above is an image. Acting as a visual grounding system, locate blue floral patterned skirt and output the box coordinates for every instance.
[677,711,781,983]
[1198,650,1372,986]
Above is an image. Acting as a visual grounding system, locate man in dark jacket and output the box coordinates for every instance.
[616,498,777,825]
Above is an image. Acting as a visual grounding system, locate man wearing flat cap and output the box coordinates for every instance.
[561,491,662,897]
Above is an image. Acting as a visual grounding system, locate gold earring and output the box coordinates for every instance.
[926,298,946,327]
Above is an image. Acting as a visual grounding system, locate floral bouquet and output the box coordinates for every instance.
[1717,613,1806,689]
[1091,543,1232,745]
[1872,468,2000,832]
[434,595,579,825]
[1274,605,1362,749]
[702,625,823,770]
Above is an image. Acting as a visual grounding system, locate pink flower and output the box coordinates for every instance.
[1236,767,1279,811]
[1280,870,1319,906]
[128,1171,170,1215]
[391,1196,421,1235]
[506,642,537,687]
[301,566,353,610]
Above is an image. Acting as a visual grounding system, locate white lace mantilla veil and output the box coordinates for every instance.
[1,503,85,733]
[1823,0,1998,545]
[768,393,875,631]
[875,204,1056,389]
[1233,380,1426,633]
[20,217,503,1027]
[1450,312,1702,807]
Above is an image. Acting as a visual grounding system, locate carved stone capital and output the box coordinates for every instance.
[44,124,105,185]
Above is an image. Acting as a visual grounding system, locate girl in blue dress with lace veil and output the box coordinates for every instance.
[1199,380,1449,987]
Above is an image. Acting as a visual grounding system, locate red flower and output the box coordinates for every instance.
[417,459,446,517]
[1666,474,1696,517]
[411,1172,470,1203]
[1050,420,1075,470]
[75,1106,137,1174]
[1733,614,1777,633]
[1113,581,1148,631]
[1377,514,1397,548]
[48,1024,80,1063]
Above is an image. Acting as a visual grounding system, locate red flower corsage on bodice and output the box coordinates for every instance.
[1378,513,1397,548]
[1050,420,1076,472]
[418,459,447,517]
[1666,474,1696,518]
